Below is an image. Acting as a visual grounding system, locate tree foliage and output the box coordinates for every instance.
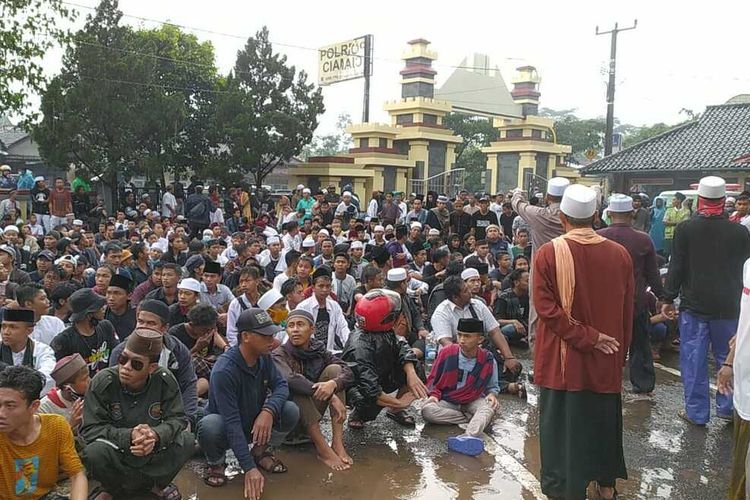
[301,113,353,159]
[212,27,325,188]
[540,108,605,156]
[33,0,219,191]
[443,113,498,191]
[0,0,76,117]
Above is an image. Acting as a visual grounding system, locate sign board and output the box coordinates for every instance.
[318,36,370,86]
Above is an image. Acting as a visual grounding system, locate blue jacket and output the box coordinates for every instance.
[206,346,289,472]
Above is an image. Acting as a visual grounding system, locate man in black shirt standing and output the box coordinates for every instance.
[449,199,472,239]
[31,176,51,233]
[104,274,136,341]
[499,202,517,242]
[471,195,499,241]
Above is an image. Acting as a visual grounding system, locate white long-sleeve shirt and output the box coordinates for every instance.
[226,294,259,346]
[8,341,56,394]
[367,199,379,218]
[296,296,350,353]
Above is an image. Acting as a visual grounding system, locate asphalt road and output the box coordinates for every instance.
[171,348,734,499]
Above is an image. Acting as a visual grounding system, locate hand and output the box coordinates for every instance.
[396,392,416,410]
[194,333,211,352]
[329,395,347,424]
[312,380,337,401]
[503,357,522,373]
[244,468,265,500]
[426,396,439,405]
[661,303,676,320]
[513,320,526,335]
[594,333,620,354]
[251,410,274,447]
[218,313,228,327]
[406,372,429,399]
[130,435,156,456]
[70,398,84,429]
[718,365,734,396]
[485,393,499,410]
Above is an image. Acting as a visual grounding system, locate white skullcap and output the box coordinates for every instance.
[410,221,422,229]
[318,229,329,236]
[177,278,202,293]
[34,176,44,182]
[350,241,364,250]
[55,255,77,266]
[302,237,316,248]
[151,211,160,218]
[258,288,284,311]
[727,197,737,204]
[560,184,598,219]
[202,229,213,237]
[73,219,83,225]
[296,184,305,190]
[437,195,449,203]
[698,176,726,199]
[374,225,385,232]
[267,236,280,245]
[302,188,311,194]
[343,191,352,197]
[385,224,394,231]
[607,194,633,213]
[263,227,278,238]
[547,177,570,196]
[3,225,18,233]
[322,188,328,194]
[387,268,408,281]
[461,268,480,281]
[428,228,440,236]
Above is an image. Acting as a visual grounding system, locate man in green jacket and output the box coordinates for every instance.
[81,329,194,500]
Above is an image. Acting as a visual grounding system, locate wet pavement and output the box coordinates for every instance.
[173,348,734,499]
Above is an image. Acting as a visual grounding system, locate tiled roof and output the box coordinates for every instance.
[0,130,28,148]
[582,103,750,174]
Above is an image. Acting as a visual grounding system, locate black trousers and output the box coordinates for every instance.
[629,311,655,393]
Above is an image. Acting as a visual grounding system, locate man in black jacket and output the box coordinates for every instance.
[663,176,750,425]
[185,185,212,237]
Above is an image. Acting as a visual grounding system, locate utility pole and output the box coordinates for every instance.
[362,34,373,123]
[596,20,637,156]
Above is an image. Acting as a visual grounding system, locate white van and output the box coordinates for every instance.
[656,188,742,207]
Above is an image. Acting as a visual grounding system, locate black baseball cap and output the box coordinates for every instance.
[236,308,283,337]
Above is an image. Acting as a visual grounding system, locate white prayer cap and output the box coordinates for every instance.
[461,268,480,281]
[258,288,284,311]
[302,237,316,248]
[351,241,364,250]
[296,184,304,190]
[607,194,634,213]
[727,197,737,204]
[387,268,408,281]
[263,227,278,238]
[73,219,83,225]
[547,177,570,196]
[55,255,77,266]
[410,221,422,229]
[437,195,449,203]
[374,225,385,232]
[698,176,726,199]
[364,216,371,223]
[428,228,440,236]
[322,189,328,194]
[152,240,168,252]
[202,229,213,237]
[267,236,280,245]
[151,211,160,218]
[0,165,10,171]
[3,225,18,233]
[343,191,352,197]
[560,184,598,219]
[142,209,151,217]
[34,176,44,182]
[318,229,329,236]
[303,188,311,194]
[177,278,201,293]
[385,224,394,232]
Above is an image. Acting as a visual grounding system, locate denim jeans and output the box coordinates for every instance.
[196,401,299,466]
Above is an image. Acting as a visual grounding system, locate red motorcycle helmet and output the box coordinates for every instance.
[354,289,402,332]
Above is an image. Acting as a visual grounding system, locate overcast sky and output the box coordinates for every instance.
[46,0,750,135]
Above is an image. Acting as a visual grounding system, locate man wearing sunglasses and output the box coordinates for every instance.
[81,328,194,500]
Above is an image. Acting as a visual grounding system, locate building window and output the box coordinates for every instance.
[531,129,542,139]
[506,129,523,139]
[379,138,388,149]
[396,114,414,125]
[359,138,368,148]
[423,114,438,125]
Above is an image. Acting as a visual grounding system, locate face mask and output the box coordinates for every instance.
[269,307,289,324]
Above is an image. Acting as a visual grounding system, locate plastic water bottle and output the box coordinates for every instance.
[426,336,437,362]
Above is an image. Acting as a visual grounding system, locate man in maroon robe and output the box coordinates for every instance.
[533,184,634,500]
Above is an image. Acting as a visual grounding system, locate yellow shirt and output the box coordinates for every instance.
[0,413,83,499]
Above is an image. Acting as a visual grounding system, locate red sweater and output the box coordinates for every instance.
[532,239,634,393]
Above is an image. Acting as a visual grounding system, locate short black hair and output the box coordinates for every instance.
[239,265,261,280]
[49,282,80,309]
[564,215,594,228]
[432,249,449,262]
[509,268,528,286]
[285,250,301,266]
[15,283,45,308]
[104,242,122,255]
[0,365,44,403]
[187,303,218,327]
[362,264,381,283]
[444,275,466,301]
[445,260,465,277]
[280,277,300,296]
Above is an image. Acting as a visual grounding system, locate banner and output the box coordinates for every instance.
[318,36,370,86]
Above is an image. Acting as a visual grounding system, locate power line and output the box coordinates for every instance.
[61,0,527,72]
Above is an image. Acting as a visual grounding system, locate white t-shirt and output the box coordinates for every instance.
[162,191,177,218]
[734,258,750,419]
[431,298,500,343]
[31,315,66,346]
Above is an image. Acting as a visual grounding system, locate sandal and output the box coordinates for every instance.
[88,487,114,500]
[348,410,365,429]
[152,483,182,500]
[254,450,288,474]
[203,467,228,488]
[386,410,416,427]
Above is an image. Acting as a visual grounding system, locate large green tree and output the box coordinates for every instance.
[0,0,76,117]
[443,113,499,191]
[34,0,219,194]
[212,27,325,188]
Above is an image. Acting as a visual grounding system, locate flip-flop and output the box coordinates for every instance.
[385,410,416,427]
[203,469,228,487]
[254,450,288,474]
[447,435,484,457]
[153,483,182,500]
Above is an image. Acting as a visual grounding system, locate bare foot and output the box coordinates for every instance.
[597,485,615,500]
[332,443,354,465]
[318,449,350,471]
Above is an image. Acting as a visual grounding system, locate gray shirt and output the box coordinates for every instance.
[511,190,564,251]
